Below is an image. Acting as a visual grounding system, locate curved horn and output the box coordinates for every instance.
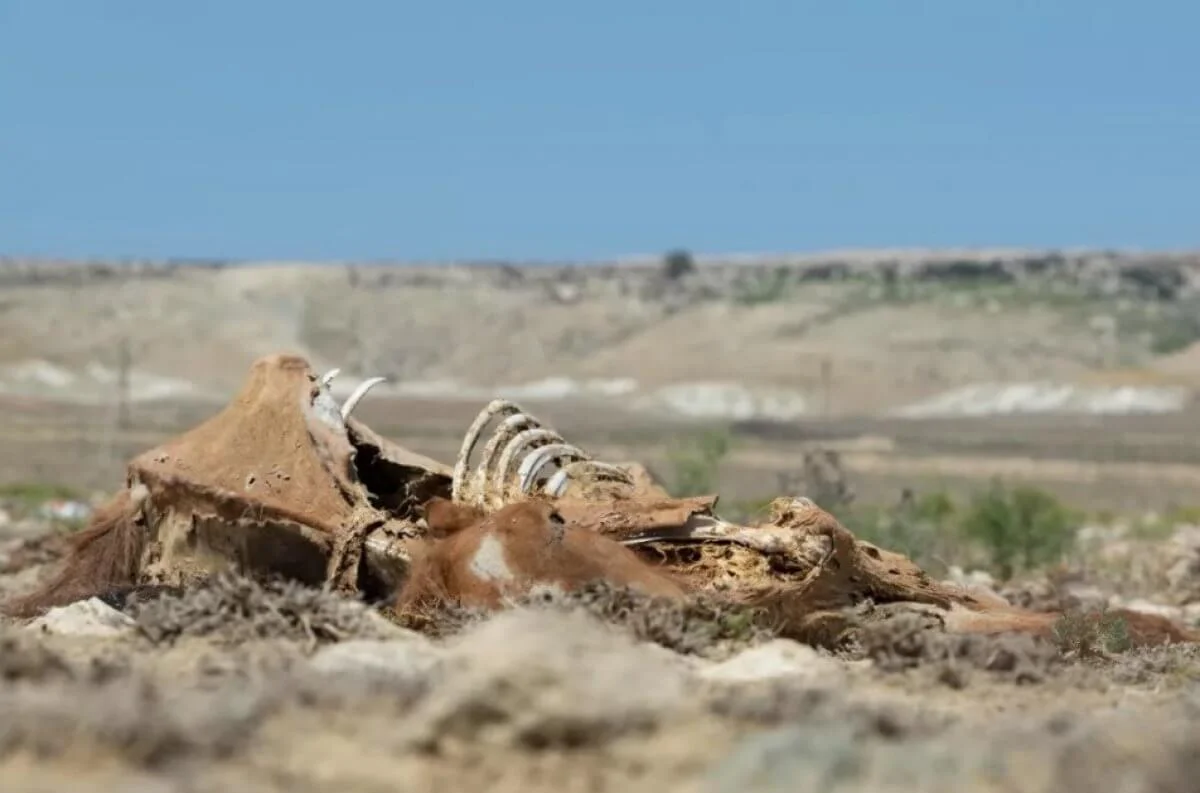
[452,399,524,504]
[341,376,387,420]
[320,368,341,387]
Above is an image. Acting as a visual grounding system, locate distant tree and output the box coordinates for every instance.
[662,248,696,281]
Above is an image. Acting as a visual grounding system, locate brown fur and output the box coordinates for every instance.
[421,497,487,538]
[1113,609,1200,645]
[3,490,147,618]
[395,500,686,616]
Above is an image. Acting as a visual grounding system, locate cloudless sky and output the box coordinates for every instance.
[1,1,1197,260]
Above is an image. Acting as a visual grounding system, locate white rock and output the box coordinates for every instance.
[944,565,998,594]
[28,597,135,637]
[1182,603,1200,626]
[697,640,843,684]
[308,637,444,686]
[1116,598,1186,622]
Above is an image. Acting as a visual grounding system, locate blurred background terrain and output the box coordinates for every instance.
[3,249,1200,515]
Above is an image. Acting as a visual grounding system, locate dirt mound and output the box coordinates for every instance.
[403,609,695,752]
[0,630,73,683]
[394,579,775,658]
[520,580,775,658]
[129,572,395,647]
[0,674,277,769]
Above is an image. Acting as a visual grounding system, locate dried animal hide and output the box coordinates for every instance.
[8,359,1200,652]
[394,498,686,623]
[5,354,451,616]
[611,496,1200,648]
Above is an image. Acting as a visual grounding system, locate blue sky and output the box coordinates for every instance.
[1,1,1197,260]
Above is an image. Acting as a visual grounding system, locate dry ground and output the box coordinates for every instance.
[2,518,1200,793]
[3,261,1200,789]
[8,394,1200,514]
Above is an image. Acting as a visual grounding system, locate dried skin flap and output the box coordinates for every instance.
[553,495,720,540]
[128,354,393,589]
[624,498,1031,645]
[132,354,363,534]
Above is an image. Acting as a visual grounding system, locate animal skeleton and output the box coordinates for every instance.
[316,373,636,511]
[7,353,1196,651]
[450,399,633,510]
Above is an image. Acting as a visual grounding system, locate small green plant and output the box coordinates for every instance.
[837,489,965,572]
[0,482,81,503]
[960,480,1077,579]
[733,267,790,305]
[667,427,732,497]
[1148,313,1200,355]
[1051,608,1131,658]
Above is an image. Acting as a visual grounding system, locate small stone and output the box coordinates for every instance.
[28,597,136,637]
[308,637,444,687]
[697,640,843,684]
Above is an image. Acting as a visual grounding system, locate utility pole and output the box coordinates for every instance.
[820,357,833,419]
[116,336,132,430]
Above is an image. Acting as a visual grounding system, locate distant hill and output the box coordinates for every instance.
[2,249,1198,420]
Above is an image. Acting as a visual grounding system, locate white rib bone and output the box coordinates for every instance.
[544,468,571,498]
[340,376,387,420]
[452,399,524,503]
[493,427,566,498]
[541,459,634,499]
[320,368,341,387]
[469,412,541,506]
[518,443,591,494]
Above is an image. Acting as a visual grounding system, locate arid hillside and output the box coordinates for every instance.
[3,249,1200,423]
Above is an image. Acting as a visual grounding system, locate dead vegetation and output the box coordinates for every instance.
[128,572,395,647]
[857,611,1063,685]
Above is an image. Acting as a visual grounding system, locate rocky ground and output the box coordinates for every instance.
[2,505,1200,793]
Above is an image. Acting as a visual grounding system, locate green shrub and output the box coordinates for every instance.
[835,490,963,572]
[1051,608,1131,658]
[662,249,696,281]
[960,480,1077,579]
[667,427,732,497]
[733,267,790,305]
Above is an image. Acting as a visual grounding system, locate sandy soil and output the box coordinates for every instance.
[2,523,1199,793]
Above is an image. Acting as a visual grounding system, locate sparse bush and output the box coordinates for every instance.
[1145,307,1200,355]
[733,267,790,305]
[522,580,774,657]
[961,481,1077,579]
[130,572,393,646]
[836,490,964,572]
[661,248,696,281]
[667,427,731,497]
[1051,607,1131,658]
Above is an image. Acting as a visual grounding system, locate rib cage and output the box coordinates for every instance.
[452,399,634,510]
[317,373,635,511]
